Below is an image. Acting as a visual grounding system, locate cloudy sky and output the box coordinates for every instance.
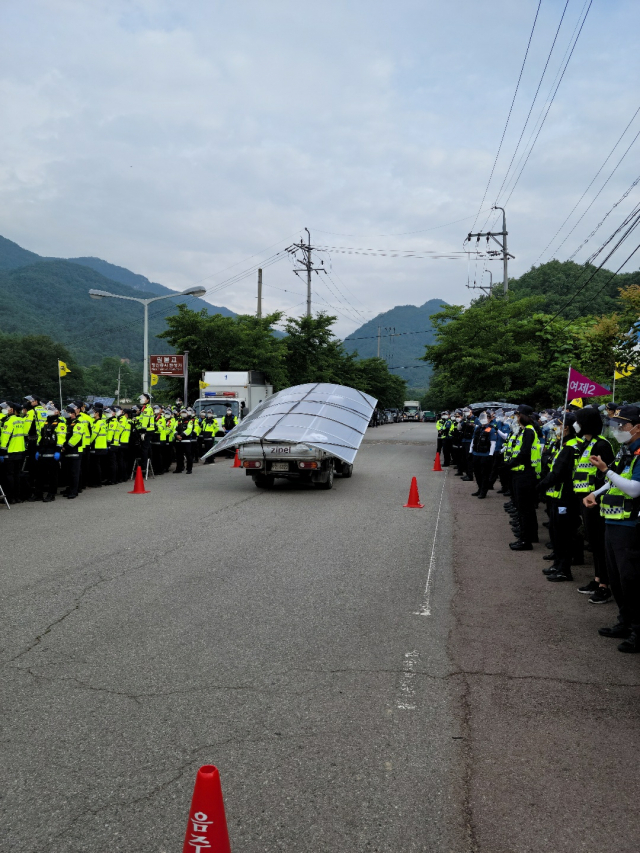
[1,0,639,337]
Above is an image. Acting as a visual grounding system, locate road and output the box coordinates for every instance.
[1,422,638,852]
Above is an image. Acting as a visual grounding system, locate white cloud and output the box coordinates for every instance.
[0,0,639,337]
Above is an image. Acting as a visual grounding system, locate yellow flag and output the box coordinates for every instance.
[615,362,635,379]
[199,379,208,389]
[58,360,71,377]
[572,397,583,408]
[150,373,158,386]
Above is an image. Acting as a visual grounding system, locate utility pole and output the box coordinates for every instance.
[377,326,381,358]
[466,205,513,296]
[286,228,326,317]
[466,269,494,298]
[257,268,262,319]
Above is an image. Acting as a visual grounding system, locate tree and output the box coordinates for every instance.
[353,357,406,408]
[158,305,288,401]
[0,333,85,401]
[283,313,358,386]
[83,357,143,401]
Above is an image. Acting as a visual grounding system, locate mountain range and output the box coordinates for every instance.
[0,235,235,365]
[342,298,445,389]
[0,234,447,384]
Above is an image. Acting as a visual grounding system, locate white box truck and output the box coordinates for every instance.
[402,400,421,421]
[194,370,273,420]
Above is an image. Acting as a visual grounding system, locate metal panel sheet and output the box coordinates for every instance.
[202,382,377,464]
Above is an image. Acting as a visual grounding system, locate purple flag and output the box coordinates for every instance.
[567,367,610,400]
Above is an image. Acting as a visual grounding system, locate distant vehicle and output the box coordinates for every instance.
[383,409,395,423]
[423,410,436,422]
[388,407,401,422]
[203,382,376,490]
[194,370,273,419]
[402,400,421,421]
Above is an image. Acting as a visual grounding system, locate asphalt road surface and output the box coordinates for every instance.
[1,422,638,852]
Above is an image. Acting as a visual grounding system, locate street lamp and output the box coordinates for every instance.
[89,285,207,393]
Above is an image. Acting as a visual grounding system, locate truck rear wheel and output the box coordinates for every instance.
[340,462,353,478]
[315,463,334,490]
[254,474,275,489]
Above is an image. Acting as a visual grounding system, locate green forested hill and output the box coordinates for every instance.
[342,298,447,389]
[0,235,236,365]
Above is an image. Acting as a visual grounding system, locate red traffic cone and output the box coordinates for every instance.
[182,765,231,853]
[433,453,443,472]
[128,465,150,494]
[404,476,424,508]
[232,449,242,468]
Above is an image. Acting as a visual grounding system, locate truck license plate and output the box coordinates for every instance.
[271,462,289,472]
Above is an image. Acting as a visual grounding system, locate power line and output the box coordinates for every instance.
[484,0,570,227]
[469,0,542,233]
[534,104,640,265]
[500,0,593,209]
[569,174,640,262]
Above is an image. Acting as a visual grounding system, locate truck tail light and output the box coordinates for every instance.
[243,461,262,469]
[298,461,318,469]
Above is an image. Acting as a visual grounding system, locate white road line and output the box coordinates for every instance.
[414,468,449,617]
[396,650,419,710]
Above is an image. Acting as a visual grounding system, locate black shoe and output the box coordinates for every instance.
[542,553,557,561]
[43,495,55,503]
[588,587,613,605]
[503,490,511,496]
[185,470,193,474]
[618,632,640,653]
[598,624,631,639]
[477,493,487,499]
[496,489,505,494]
[547,571,573,582]
[66,494,77,500]
[542,521,550,528]
[503,501,513,509]
[461,476,473,482]
[578,580,599,594]
[471,490,481,496]
[174,470,183,474]
[545,542,554,549]
[27,495,40,502]
[510,541,533,551]
[542,565,560,575]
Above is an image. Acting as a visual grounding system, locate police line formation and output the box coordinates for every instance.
[436,401,640,654]
[0,393,239,504]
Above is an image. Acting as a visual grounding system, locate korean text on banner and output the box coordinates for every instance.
[567,366,610,400]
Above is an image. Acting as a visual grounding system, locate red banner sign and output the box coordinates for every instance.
[567,366,610,400]
[150,354,185,376]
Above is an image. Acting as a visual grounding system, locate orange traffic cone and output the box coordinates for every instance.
[182,765,231,853]
[128,465,150,494]
[404,476,424,508]
[433,453,443,472]
[232,449,242,468]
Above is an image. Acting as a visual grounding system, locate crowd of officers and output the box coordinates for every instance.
[436,402,640,654]
[0,393,239,505]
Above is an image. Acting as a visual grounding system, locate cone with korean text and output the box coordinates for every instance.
[182,765,231,853]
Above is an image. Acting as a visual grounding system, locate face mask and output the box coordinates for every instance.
[613,428,633,444]
[479,415,488,425]
[512,424,520,435]
[1,408,8,415]
[573,423,581,434]
[139,396,147,405]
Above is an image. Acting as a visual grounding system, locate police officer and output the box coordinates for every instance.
[201,409,217,462]
[223,406,237,433]
[34,404,66,502]
[61,404,84,499]
[507,404,542,551]
[89,403,108,486]
[150,405,166,474]
[459,408,476,480]
[174,410,194,474]
[585,405,640,652]
[471,409,497,498]
[137,392,155,471]
[0,401,27,504]
[536,414,582,582]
